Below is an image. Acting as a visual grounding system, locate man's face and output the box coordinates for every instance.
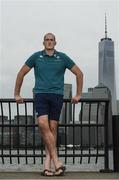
[43,34,56,50]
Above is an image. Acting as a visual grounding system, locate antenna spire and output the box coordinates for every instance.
[105,13,107,38]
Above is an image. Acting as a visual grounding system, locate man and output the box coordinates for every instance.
[14,33,83,176]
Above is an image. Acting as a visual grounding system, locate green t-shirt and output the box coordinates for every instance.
[25,50,75,95]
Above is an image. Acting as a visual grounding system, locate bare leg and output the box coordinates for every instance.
[37,115,62,170]
[44,146,51,170]
[45,120,64,174]
[44,120,58,170]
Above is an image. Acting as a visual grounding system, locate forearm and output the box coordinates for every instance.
[76,73,83,96]
[14,72,24,96]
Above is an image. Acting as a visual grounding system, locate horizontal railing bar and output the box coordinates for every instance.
[0,124,105,127]
[0,98,109,103]
[0,154,105,157]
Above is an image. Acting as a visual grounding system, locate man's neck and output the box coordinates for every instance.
[44,49,55,56]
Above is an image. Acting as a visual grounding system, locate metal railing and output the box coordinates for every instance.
[0,97,110,171]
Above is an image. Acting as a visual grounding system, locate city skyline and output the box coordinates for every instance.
[1,0,119,99]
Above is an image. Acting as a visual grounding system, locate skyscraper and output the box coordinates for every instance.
[98,14,117,115]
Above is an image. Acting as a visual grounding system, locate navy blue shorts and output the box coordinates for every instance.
[34,93,64,121]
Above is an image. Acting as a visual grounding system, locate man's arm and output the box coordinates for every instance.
[14,64,31,103]
[70,65,83,103]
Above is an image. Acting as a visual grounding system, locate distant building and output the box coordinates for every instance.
[98,14,117,115]
[67,84,112,147]
[67,121,98,147]
[14,115,41,147]
[59,83,72,124]
[57,84,72,145]
[0,116,14,147]
[82,84,112,146]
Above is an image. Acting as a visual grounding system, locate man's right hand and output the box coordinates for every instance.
[14,95,24,103]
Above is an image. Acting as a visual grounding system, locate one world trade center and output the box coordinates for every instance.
[98,15,117,115]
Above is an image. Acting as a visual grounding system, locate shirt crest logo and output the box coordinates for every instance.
[38,55,44,61]
[39,55,43,58]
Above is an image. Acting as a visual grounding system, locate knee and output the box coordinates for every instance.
[37,116,49,133]
[50,125,57,135]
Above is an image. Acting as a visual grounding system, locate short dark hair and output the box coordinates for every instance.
[44,33,56,41]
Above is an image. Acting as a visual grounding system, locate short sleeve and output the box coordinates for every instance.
[63,53,75,70]
[25,53,36,68]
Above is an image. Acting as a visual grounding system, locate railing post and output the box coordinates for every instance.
[104,101,109,171]
[112,115,119,172]
[100,100,112,172]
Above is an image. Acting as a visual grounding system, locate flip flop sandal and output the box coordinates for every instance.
[61,165,66,171]
[41,169,54,176]
[55,166,65,176]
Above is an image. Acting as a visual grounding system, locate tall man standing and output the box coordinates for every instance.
[14,33,83,176]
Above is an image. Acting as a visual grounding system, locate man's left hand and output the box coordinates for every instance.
[71,95,81,104]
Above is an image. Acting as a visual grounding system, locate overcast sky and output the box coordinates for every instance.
[1,0,119,99]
